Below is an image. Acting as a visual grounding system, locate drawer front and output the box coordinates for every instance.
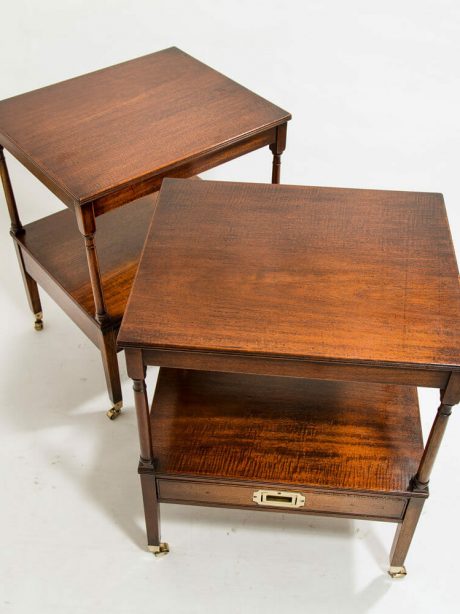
[157,479,407,520]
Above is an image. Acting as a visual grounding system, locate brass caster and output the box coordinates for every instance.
[34,312,43,331]
[388,566,407,578]
[148,543,170,557]
[106,401,122,420]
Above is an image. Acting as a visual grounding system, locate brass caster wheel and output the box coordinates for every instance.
[388,565,407,578]
[148,543,170,557]
[34,312,43,331]
[106,401,122,420]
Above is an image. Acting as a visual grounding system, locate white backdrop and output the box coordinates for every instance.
[1,2,459,613]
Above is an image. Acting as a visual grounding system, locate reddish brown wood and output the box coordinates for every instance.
[93,128,277,216]
[1,50,290,411]
[157,480,407,521]
[133,378,153,464]
[140,474,161,548]
[390,498,425,568]
[0,146,23,234]
[414,404,451,490]
[15,193,158,409]
[13,242,42,318]
[122,178,460,568]
[1,148,43,322]
[20,248,103,346]
[125,348,147,380]
[440,369,460,405]
[17,194,158,325]
[149,369,423,494]
[125,348,154,462]
[98,328,122,405]
[118,179,460,374]
[270,122,287,184]
[0,47,291,210]
[141,347,449,389]
[413,373,460,491]
[75,203,109,324]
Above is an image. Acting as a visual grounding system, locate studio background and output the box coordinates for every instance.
[1,1,459,613]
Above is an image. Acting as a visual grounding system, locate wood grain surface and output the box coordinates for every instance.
[0,47,290,207]
[150,369,423,494]
[17,193,158,323]
[118,178,460,370]
[157,480,408,521]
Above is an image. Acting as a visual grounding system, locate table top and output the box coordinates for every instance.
[118,178,460,371]
[0,47,289,208]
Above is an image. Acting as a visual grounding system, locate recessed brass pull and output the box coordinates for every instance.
[252,489,305,508]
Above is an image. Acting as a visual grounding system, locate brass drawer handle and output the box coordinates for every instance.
[252,489,305,508]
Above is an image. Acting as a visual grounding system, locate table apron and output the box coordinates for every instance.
[156,478,409,522]
[140,348,449,389]
[92,127,278,216]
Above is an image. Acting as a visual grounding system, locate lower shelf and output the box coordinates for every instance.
[16,193,159,327]
[149,369,425,520]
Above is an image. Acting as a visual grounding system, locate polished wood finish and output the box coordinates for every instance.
[16,194,157,325]
[75,203,109,324]
[158,481,407,522]
[93,127,280,215]
[0,47,290,211]
[99,328,122,405]
[151,370,423,495]
[0,146,23,234]
[390,498,425,567]
[1,48,290,411]
[414,403,452,490]
[13,241,42,319]
[123,179,460,573]
[14,190,164,412]
[140,474,161,548]
[270,123,287,184]
[14,191,160,409]
[412,372,460,491]
[141,347,450,389]
[1,146,42,321]
[133,377,153,464]
[118,179,460,373]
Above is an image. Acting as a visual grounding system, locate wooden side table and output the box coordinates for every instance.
[0,47,290,418]
[119,178,460,576]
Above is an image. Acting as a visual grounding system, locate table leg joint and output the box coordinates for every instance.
[269,122,287,184]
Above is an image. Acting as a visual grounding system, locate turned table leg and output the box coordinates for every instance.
[127,348,169,556]
[270,122,287,184]
[0,146,43,330]
[389,373,460,577]
[76,203,123,418]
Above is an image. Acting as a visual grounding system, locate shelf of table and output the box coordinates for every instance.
[14,192,159,331]
[148,369,426,521]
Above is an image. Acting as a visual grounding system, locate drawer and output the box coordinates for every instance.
[157,479,407,521]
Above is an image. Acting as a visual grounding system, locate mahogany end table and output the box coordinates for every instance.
[119,178,460,576]
[0,47,290,418]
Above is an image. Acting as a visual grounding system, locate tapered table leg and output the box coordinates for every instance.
[99,328,123,419]
[140,473,169,556]
[389,498,425,577]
